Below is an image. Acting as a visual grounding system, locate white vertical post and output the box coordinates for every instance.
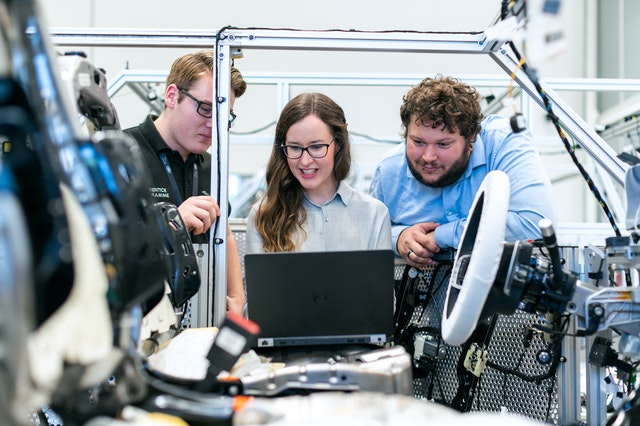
[211,42,232,327]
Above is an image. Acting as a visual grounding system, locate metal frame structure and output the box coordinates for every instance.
[211,28,631,338]
[105,69,637,227]
[50,26,636,426]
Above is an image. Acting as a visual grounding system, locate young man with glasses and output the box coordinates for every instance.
[125,50,247,315]
[245,92,391,253]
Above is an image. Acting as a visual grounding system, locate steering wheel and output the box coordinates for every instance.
[441,170,510,346]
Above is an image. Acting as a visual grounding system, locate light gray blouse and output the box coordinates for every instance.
[245,181,392,253]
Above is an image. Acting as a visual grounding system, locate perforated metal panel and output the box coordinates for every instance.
[394,262,462,405]
[233,227,248,279]
[394,261,560,424]
[475,311,559,422]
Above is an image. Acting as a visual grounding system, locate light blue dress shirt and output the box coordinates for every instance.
[369,115,556,255]
[246,181,392,253]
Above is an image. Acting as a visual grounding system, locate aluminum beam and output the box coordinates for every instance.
[49,28,219,47]
[107,69,167,97]
[219,28,490,54]
[558,318,582,425]
[49,27,489,53]
[212,43,232,327]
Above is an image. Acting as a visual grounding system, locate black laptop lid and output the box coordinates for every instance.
[244,250,395,347]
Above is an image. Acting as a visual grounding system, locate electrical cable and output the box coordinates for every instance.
[486,315,568,383]
[393,264,414,341]
[544,372,558,422]
[348,131,403,144]
[230,125,403,145]
[501,350,526,407]
[392,261,453,405]
[222,25,484,37]
[511,29,633,285]
[414,263,449,324]
[451,314,500,412]
[230,120,276,135]
[500,0,510,20]
[506,41,622,238]
[433,369,448,405]
[411,263,451,337]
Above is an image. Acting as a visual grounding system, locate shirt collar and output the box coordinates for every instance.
[335,180,353,205]
[142,114,205,163]
[466,133,487,177]
[303,180,352,207]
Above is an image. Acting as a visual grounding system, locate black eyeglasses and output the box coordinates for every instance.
[229,110,237,127]
[177,87,213,118]
[281,140,334,159]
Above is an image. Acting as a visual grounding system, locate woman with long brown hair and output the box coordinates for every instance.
[246,92,391,253]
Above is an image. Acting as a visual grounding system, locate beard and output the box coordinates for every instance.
[407,148,471,188]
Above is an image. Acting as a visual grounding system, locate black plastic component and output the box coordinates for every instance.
[204,312,260,377]
[432,248,456,263]
[588,337,633,375]
[153,202,200,307]
[510,113,527,133]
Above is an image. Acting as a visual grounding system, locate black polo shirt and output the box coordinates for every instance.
[124,115,212,244]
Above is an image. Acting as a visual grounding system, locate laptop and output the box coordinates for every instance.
[244,250,395,348]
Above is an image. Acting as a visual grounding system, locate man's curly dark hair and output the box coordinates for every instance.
[400,74,483,143]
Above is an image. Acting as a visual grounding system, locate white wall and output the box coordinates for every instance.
[40,0,615,230]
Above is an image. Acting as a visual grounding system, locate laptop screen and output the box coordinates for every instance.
[244,250,395,347]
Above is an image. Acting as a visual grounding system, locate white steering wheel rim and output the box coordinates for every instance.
[441,170,510,346]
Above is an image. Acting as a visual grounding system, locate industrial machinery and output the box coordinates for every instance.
[0,0,201,423]
[2,0,639,424]
[441,169,640,425]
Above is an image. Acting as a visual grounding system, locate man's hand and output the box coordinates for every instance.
[398,222,441,267]
[226,295,244,316]
[178,195,221,235]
